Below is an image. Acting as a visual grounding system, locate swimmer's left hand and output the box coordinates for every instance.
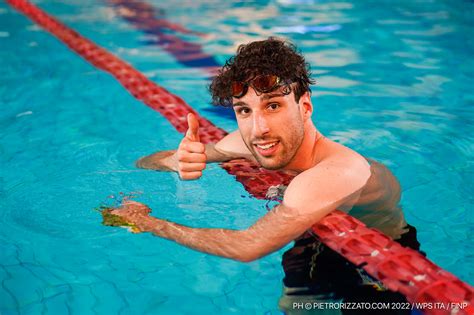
[110,201,155,232]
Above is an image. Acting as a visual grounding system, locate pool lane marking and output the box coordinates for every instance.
[7,0,474,310]
[7,0,224,142]
[106,0,220,70]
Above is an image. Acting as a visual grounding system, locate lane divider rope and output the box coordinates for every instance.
[6,0,473,313]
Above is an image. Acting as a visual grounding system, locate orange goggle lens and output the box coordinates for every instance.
[231,75,281,98]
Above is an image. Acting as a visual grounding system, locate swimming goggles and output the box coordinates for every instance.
[231,74,290,98]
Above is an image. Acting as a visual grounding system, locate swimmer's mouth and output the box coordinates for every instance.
[254,141,279,156]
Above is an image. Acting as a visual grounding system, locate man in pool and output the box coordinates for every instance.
[111,38,422,314]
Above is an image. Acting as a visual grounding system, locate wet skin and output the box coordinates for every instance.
[219,87,406,238]
[116,87,406,262]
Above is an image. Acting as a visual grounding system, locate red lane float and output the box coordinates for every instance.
[7,0,473,313]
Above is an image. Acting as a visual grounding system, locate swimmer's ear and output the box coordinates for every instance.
[299,92,313,121]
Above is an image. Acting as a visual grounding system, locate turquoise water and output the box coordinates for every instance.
[1,0,473,314]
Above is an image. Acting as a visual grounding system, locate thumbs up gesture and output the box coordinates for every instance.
[176,113,207,180]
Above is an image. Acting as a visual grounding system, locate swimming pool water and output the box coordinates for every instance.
[1,0,473,314]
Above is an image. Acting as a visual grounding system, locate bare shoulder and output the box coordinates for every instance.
[283,140,370,213]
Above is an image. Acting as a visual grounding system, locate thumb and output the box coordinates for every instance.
[185,113,200,142]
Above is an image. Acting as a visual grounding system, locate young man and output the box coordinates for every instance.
[112,38,422,313]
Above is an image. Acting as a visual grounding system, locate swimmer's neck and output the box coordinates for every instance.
[280,123,325,174]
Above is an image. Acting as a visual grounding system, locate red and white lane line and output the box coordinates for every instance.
[6,0,473,313]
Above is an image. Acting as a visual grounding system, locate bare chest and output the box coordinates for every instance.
[353,159,401,211]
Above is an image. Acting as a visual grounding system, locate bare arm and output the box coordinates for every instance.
[136,150,178,171]
[113,157,370,262]
[135,144,232,171]
[136,114,253,178]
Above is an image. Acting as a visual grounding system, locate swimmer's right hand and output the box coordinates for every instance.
[176,113,206,180]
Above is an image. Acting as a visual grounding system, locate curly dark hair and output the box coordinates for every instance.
[209,37,315,106]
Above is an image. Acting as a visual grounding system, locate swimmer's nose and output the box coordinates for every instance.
[252,112,270,137]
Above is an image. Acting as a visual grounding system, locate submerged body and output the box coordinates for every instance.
[215,131,408,240]
[132,106,418,313]
[112,38,422,313]
[137,97,407,240]
[349,158,407,239]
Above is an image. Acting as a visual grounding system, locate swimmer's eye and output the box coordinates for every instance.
[235,107,251,115]
[267,103,280,111]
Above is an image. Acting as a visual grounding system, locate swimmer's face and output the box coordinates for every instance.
[233,87,311,170]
